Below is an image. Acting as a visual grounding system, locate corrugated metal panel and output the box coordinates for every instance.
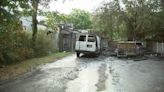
[155,42,164,54]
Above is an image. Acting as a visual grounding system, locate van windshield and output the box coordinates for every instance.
[88,36,96,42]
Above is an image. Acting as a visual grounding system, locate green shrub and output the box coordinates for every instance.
[34,30,58,56]
[0,30,58,65]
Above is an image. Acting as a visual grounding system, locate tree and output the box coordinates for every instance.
[92,1,127,40]
[116,0,164,40]
[0,0,60,51]
[0,0,30,34]
[69,9,92,29]
[92,0,164,41]
[41,11,69,30]
[0,0,71,64]
[31,0,39,45]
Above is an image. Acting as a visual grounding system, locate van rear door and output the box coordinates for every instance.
[86,35,96,52]
[77,35,87,51]
[75,34,97,52]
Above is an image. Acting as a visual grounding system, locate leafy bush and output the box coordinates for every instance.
[34,30,58,57]
[0,30,58,65]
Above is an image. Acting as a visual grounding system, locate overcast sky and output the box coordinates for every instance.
[48,0,106,14]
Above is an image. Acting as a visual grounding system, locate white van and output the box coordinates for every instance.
[75,34,101,57]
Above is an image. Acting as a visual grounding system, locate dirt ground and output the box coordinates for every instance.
[0,54,164,92]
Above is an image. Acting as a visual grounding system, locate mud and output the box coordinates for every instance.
[96,64,107,91]
[0,54,164,92]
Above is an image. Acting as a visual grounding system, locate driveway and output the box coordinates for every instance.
[0,54,164,92]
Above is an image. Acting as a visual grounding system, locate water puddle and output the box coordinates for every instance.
[41,55,77,70]
[66,67,99,92]
[99,64,114,92]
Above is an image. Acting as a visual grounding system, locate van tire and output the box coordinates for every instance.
[76,52,80,57]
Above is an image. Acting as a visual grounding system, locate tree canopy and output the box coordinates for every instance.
[69,9,92,29]
[92,0,164,41]
[41,9,92,30]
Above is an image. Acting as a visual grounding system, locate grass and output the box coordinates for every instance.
[0,52,72,81]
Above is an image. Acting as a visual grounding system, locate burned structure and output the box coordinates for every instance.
[58,24,79,52]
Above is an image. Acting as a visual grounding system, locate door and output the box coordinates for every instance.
[78,35,87,51]
[86,35,96,52]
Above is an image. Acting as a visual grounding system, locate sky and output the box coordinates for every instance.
[49,0,106,14]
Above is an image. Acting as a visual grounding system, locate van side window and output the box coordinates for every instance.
[88,36,96,42]
[79,36,86,41]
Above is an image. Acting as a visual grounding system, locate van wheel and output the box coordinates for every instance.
[76,52,80,57]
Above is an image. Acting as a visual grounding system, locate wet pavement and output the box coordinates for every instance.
[0,54,164,92]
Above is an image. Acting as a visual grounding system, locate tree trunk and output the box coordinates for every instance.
[127,24,134,41]
[32,0,39,47]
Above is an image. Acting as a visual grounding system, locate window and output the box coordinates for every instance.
[88,36,96,42]
[136,43,142,46]
[79,35,86,41]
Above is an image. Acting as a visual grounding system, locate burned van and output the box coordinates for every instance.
[115,41,144,57]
